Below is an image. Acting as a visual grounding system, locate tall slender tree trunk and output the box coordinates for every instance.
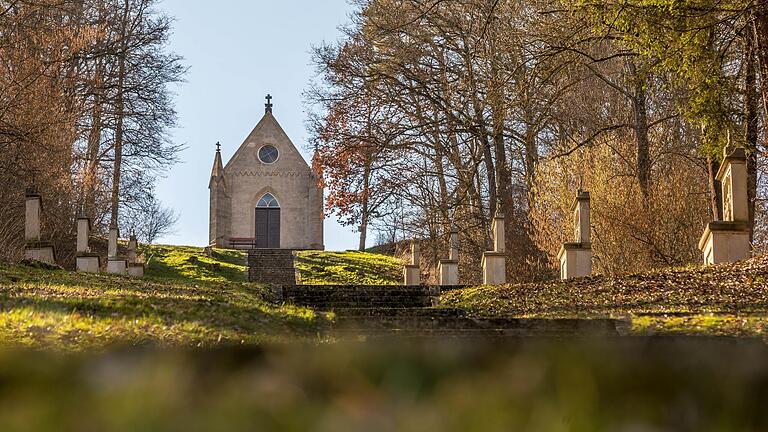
[754,4,768,117]
[707,157,723,221]
[744,15,759,241]
[358,156,371,251]
[627,61,651,199]
[110,0,130,229]
[523,126,539,206]
[84,61,103,220]
[481,136,497,220]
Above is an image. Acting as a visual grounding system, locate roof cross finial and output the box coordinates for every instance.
[216,141,221,152]
[265,94,273,113]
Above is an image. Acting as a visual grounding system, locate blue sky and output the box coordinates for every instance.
[155,0,359,250]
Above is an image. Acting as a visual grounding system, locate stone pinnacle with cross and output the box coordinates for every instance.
[265,94,273,113]
[216,141,221,152]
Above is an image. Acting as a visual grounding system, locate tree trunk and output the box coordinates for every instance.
[628,61,651,199]
[707,157,723,221]
[84,60,103,220]
[745,15,759,241]
[358,156,371,251]
[110,0,130,229]
[481,135,497,221]
[754,4,768,118]
[524,127,539,206]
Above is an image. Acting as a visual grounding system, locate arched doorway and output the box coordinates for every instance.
[255,193,280,248]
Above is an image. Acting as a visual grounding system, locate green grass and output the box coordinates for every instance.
[145,245,246,283]
[295,250,402,285]
[633,314,768,339]
[0,246,327,351]
[1,339,767,431]
[440,255,768,340]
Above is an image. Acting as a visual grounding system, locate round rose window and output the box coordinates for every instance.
[258,145,279,164]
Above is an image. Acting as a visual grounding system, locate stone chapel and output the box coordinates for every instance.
[209,96,324,250]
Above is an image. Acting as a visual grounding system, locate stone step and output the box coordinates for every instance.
[329,308,467,318]
[283,291,434,300]
[278,284,440,309]
[291,301,435,310]
[246,249,296,284]
[331,317,627,337]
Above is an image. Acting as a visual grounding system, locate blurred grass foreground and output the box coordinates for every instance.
[0,338,767,431]
[2,246,768,430]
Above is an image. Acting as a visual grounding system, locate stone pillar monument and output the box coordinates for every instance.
[75,214,101,273]
[106,224,128,275]
[403,240,421,286]
[558,190,592,280]
[438,225,459,286]
[24,190,56,264]
[126,234,145,277]
[699,147,751,264]
[482,207,506,285]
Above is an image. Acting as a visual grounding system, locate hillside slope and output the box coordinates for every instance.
[442,255,768,339]
[295,250,402,285]
[0,246,323,351]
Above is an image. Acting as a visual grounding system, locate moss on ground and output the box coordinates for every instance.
[0,246,326,351]
[295,250,401,285]
[440,255,768,339]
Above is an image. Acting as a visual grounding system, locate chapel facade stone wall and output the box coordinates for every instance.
[209,111,324,250]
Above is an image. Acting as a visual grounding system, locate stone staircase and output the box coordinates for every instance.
[274,284,630,338]
[246,249,297,285]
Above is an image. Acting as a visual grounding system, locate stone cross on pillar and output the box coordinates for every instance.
[127,234,138,263]
[76,215,101,273]
[77,216,90,254]
[106,224,128,275]
[24,190,56,264]
[108,226,119,259]
[126,233,145,277]
[449,225,459,261]
[438,225,460,286]
[721,148,749,223]
[482,206,506,285]
[699,147,751,265]
[25,192,42,243]
[404,240,421,286]
[265,94,273,114]
[558,190,592,280]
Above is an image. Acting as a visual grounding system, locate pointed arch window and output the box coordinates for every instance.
[257,193,280,208]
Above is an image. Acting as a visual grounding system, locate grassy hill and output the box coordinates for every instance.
[0,245,403,351]
[3,242,768,350]
[441,255,768,340]
[0,247,323,352]
[294,250,402,285]
[146,245,247,282]
[148,246,403,285]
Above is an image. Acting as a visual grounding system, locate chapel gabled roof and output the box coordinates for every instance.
[223,105,312,172]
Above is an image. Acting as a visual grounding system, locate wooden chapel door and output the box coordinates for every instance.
[255,208,281,249]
